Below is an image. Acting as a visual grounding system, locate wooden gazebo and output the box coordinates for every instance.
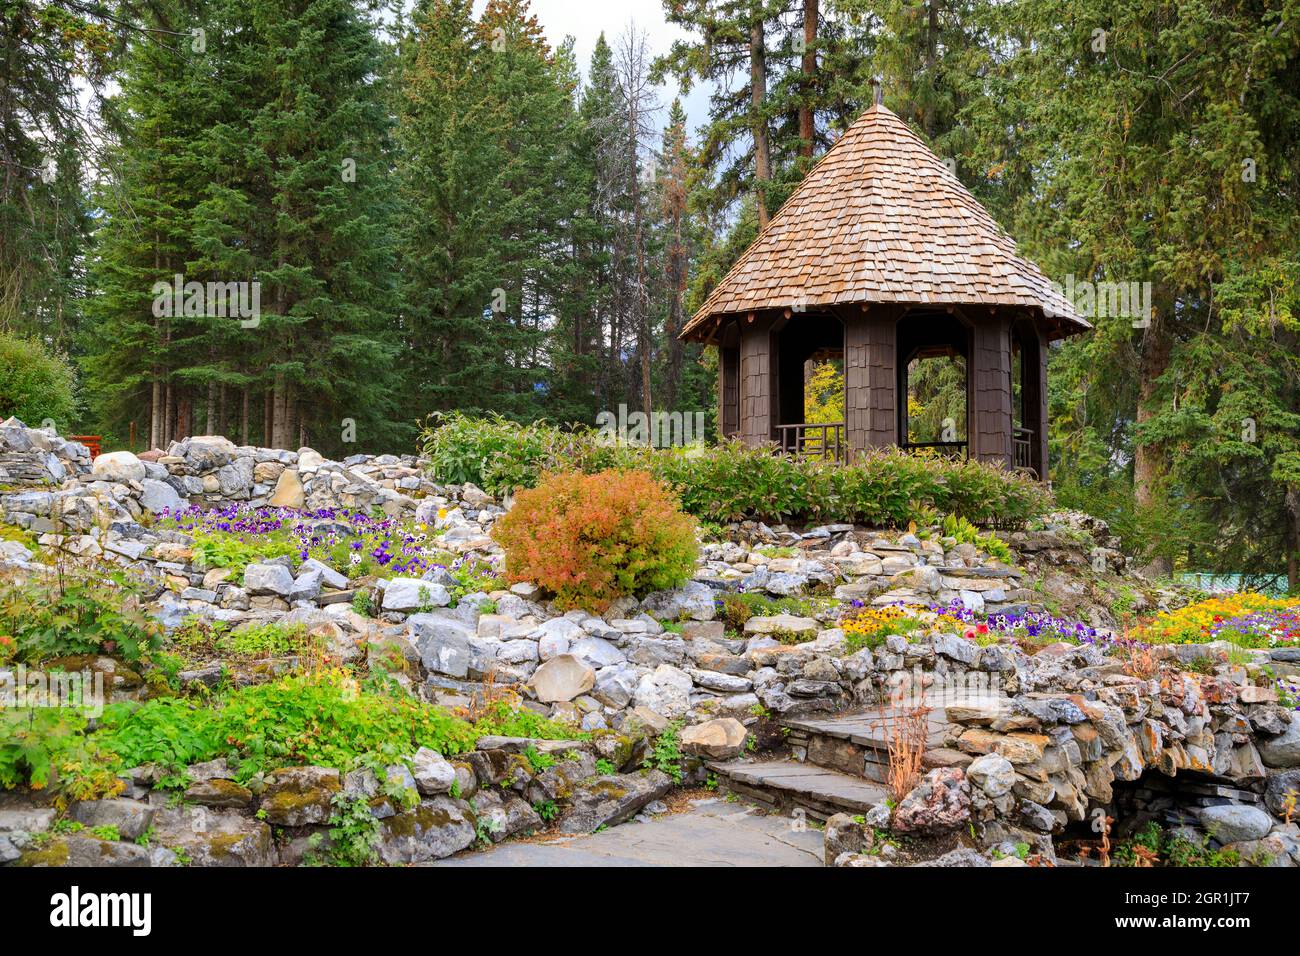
[681,101,1090,479]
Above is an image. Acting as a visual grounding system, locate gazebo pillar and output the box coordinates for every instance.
[969,313,1014,467]
[738,314,777,446]
[844,305,898,457]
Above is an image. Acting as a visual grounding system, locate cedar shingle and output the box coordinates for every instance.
[681,103,1089,341]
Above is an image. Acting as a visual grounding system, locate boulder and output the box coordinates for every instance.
[92,450,145,483]
[568,636,625,669]
[471,792,543,843]
[892,768,971,834]
[299,557,347,590]
[268,469,305,509]
[183,779,254,809]
[639,581,718,622]
[535,617,584,660]
[966,753,1016,798]
[743,614,818,637]
[680,717,748,759]
[1197,804,1274,845]
[633,664,694,719]
[138,478,184,515]
[18,834,153,867]
[243,562,295,597]
[529,654,596,703]
[260,766,341,826]
[70,798,155,841]
[376,797,475,864]
[149,806,276,867]
[1264,769,1300,817]
[382,577,451,612]
[1259,719,1300,769]
[557,770,674,834]
[409,613,475,678]
[412,748,457,796]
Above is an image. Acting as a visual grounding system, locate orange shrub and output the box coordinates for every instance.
[491,469,699,613]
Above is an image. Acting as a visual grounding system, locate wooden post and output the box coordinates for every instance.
[970,313,1013,467]
[739,314,776,445]
[844,304,897,457]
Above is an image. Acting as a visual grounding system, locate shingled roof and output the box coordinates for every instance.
[681,102,1090,342]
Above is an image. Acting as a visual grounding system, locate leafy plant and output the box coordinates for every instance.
[0,567,163,664]
[493,469,699,612]
[523,745,556,773]
[643,720,684,783]
[422,414,1049,528]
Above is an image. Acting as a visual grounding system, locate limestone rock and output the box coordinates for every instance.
[70,798,155,841]
[139,478,184,515]
[633,663,693,719]
[150,806,276,867]
[1197,804,1274,844]
[557,770,674,834]
[529,654,596,703]
[376,797,475,864]
[269,469,305,509]
[412,747,457,796]
[260,766,341,826]
[680,717,748,759]
[92,451,145,483]
[893,768,971,834]
[1259,719,1300,769]
[966,753,1016,798]
[243,562,295,596]
[383,577,451,612]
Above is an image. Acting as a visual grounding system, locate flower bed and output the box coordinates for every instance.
[158,504,497,590]
[1132,594,1300,647]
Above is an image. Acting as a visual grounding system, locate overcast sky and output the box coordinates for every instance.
[471,0,714,136]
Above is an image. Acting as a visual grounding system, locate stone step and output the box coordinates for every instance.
[783,710,950,782]
[707,758,889,821]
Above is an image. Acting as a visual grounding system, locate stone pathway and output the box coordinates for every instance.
[430,797,823,867]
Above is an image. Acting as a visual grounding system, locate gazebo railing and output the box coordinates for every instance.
[1013,427,1035,475]
[776,422,844,462]
[900,440,967,460]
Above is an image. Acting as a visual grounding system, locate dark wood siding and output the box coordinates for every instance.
[719,322,741,439]
[971,313,1012,466]
[844,306,897,455]
[739,315,775,445]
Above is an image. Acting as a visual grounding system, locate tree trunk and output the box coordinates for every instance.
[799,0,818,159]
[1134,306,1174,575]
[150,379,163,450]
[1286,484,1300,595]
[205,382,216,435]
[241,388,250,446]
[749,17,771,230]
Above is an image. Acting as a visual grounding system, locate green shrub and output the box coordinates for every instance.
[0,568,163,664]
[492,469,699,612]
[420,413,1050,528]
[0,331,77,429]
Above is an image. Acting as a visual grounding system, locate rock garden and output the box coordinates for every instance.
[1,416,1297,869]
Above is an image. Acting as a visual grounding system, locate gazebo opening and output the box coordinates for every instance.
[774,313,844,460]
[1010,319,1047,477]
[899,310,970,459]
